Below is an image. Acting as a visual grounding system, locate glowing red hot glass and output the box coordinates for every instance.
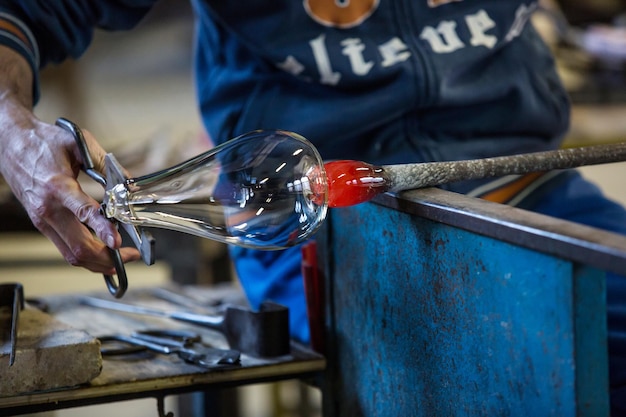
[322,160,391,208]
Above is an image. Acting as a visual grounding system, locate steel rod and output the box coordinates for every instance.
[384,142,626,192]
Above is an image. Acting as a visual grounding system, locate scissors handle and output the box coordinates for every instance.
[55,117,128,299]
[55,118,107,186]
[105,247,128,298]
[133,329,202,347]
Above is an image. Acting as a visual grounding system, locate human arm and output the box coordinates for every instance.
[0,44,141,274]
[0,1,157,274]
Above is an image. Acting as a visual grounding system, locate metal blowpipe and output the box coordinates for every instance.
[324,142,626,207]
[386,142,626,191]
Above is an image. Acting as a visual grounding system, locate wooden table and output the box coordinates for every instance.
[0,285,325,416]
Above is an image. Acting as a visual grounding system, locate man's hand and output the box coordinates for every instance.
[0,45,140,275]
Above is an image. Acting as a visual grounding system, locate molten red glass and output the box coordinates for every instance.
[322,160,391,208]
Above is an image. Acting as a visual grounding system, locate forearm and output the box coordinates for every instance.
[0,6,141,274]
[0,45,38,185]
[0,45,33,108]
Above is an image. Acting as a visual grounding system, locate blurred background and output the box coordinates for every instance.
[1,0,625,416]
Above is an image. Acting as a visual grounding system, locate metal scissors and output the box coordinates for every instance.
[55,117,155,298]
[98,329,241,368]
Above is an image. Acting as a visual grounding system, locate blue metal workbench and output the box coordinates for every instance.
[315,188,626,417]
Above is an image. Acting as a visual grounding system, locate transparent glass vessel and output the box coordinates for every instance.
[104,130,328,250]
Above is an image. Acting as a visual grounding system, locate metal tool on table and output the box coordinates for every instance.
[149,287,223,313]
[55,118,155,299]
[81,296,291,357]
[0,283,24,366]
[98,328,240,368]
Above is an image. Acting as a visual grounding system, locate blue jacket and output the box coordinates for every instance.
[0,1,569,188]
[0,0,572,342]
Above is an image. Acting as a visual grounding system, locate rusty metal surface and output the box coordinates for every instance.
[375,188,626,275]
[384,142,626,192]
[319,190,611,416]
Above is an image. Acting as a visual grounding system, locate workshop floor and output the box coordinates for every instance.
[0,2,625,417]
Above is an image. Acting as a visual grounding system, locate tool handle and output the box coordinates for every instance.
[81,296,224,329]
[3,283,24,366]
[56,118,107,186]
[56,118,130,298]
[384,142,626,192]
[168,310,224,329]
[99,334,175,355]
[104,248,128,298]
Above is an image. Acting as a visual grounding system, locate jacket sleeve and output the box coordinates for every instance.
[0,1,159,102]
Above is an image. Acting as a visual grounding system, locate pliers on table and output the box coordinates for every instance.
[98,328,241,368]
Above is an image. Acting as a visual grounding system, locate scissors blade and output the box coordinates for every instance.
[103,154,156,266]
